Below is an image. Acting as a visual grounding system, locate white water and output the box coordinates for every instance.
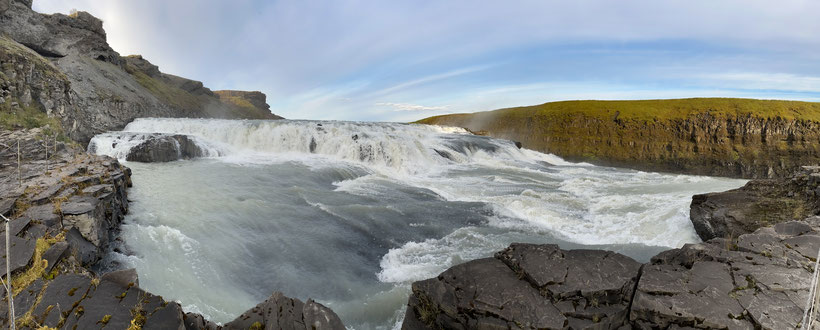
[89,118,745,329]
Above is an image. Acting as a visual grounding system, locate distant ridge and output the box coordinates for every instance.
[416,98,820,178]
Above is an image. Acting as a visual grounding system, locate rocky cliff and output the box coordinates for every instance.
[0,0,282,145]
[417,98,820,179]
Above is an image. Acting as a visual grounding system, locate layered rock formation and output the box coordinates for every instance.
[0,0,282,144]
[0,128,343,329]
[402,218,820,329]
[417,98,820,179]
[691,165,820,241]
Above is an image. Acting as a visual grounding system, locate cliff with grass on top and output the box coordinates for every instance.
[0,0,282,145]
[417,98,820,179]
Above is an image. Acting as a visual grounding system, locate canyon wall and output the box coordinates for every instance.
[418,98,820,178]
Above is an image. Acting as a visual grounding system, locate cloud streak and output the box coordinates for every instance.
[31,0,820,121]
[375,103,449,112]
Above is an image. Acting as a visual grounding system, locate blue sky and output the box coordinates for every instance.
[33,0,820,121]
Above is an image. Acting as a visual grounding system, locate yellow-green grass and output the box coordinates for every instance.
[417,98,820,125]
[415,98,820,178]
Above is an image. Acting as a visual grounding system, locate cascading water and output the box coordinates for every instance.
[89,118,746,329]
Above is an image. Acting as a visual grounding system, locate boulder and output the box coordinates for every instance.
[183,312,220,330]
[224,291,345,330]
[691,167,820,241]
[101,268,139,288]
[125,134,206,163]
[403,244,641,329]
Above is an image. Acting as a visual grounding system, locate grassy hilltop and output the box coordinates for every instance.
[417,98,820,178]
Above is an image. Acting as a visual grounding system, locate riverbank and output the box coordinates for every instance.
[417,98,820,179]
[0,127,344,329]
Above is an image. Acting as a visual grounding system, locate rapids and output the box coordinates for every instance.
[89,118,745,329]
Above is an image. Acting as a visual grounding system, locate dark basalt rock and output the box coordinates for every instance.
[1,216,30,237]
[22,203,60,227]
[184,312,220,330]
[403,244,640,330]
[690,166,820,241]
[224,291,345,330]
[32,274,94,326]
[403,218,820,329]
[126,134,206,163]
[65,226,99,265]
[0,235,35,278]
[42,240,69,274]
[101,267,139,288]
[143,302,186,330]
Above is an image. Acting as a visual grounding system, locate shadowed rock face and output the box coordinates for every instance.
[402,218,820,329]
[0,0,281,144]
[690,165,820,241]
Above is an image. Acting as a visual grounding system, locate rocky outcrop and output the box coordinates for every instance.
[417,98,820,179]
[691,165,820,241]
[1,127,344,329]
[403,244,641,329]
[224,292,345,330]
[125,134,206,163]
[213,90,273,117]
[403,218,820,329]
[0,1,282,144]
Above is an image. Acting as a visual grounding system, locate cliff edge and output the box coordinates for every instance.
[417,98,820,179]
[0,0,282,144]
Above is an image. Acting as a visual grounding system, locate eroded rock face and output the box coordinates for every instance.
[125,134,206,162]
[691,165,820,241]
[403,219,820,329]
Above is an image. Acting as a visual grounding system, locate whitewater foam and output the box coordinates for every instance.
[89,118,747,329]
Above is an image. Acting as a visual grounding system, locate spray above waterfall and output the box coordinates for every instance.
[89,118,573,176]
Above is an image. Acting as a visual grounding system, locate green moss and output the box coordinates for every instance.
[0,99,61,130]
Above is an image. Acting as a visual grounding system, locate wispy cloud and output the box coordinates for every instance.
[696,72,820,93]
[366,66,490,98]
[375,103,449,112]
[31,0,820,121]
